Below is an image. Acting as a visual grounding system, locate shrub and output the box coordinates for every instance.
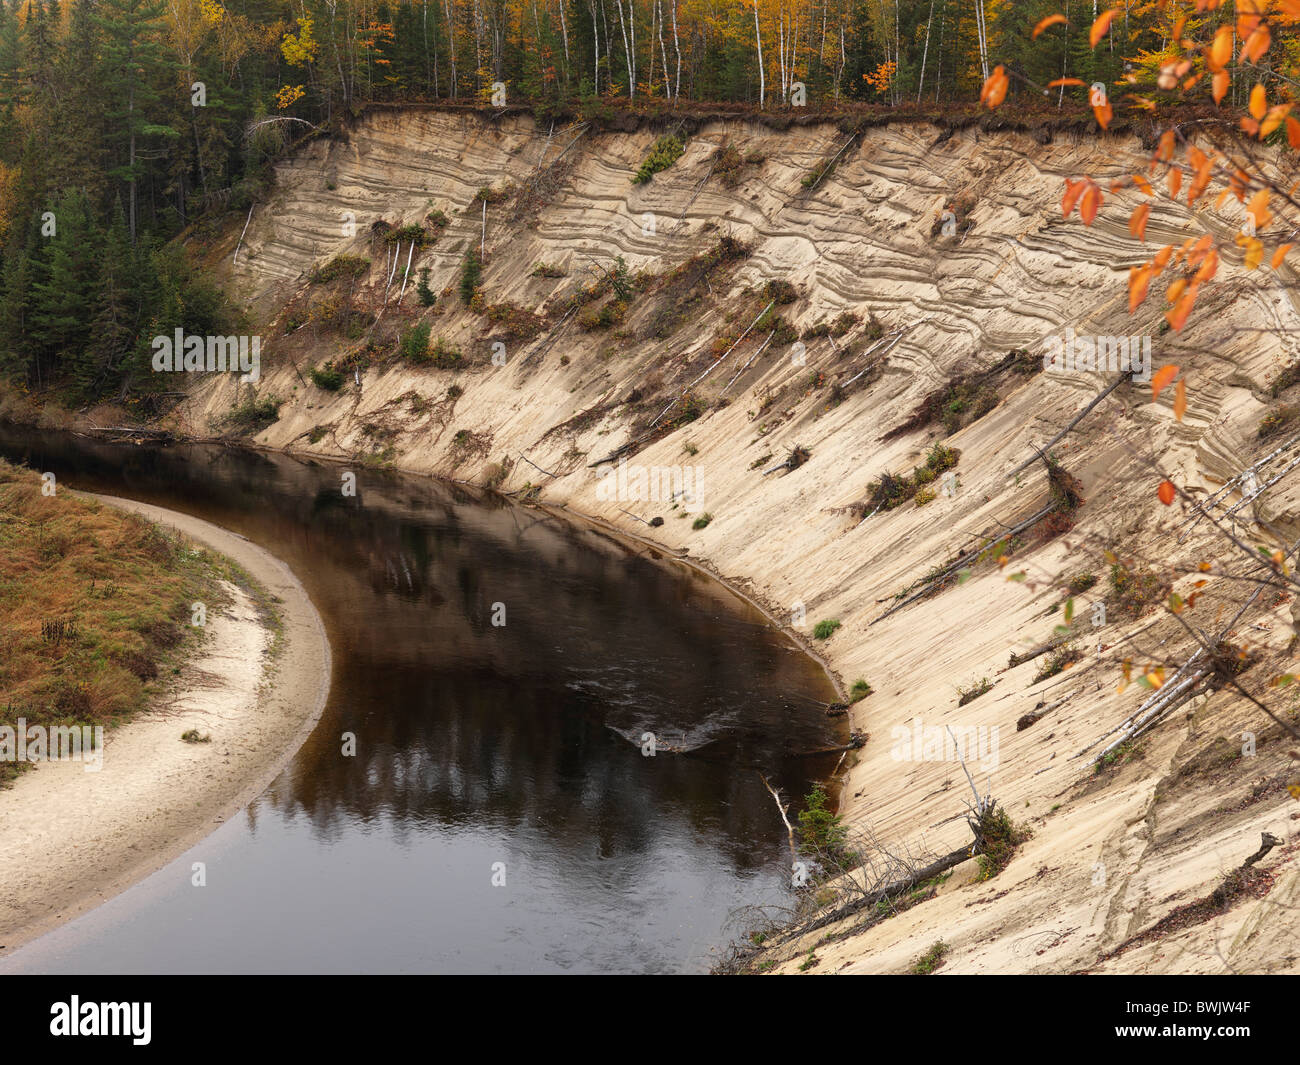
[308,255,369,284]
[223,394,281,434]
[813,618,841,640]
[309,365,344,391]
[1109,561,1168,619]
[797,785,848,858]
[1259,405,1300,439]
[399,322,432,362]
[632,134,685,184]
[1033,643,1080,683]
[974,804,1031,880]
[692,512,713,530]
[849,678,873,702]
[1067,573,1098,595]
[957,677,993,705]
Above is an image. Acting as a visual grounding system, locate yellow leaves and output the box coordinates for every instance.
[1151,364,1180,400]
[281,16,318,68]
[1250,83,1267,121]
[199,0,224,26]
[981,65,1009,108]
[1261,104,1292,139]
[1141,666,1167,688]
[1208,25,1233,71]
[1238,233,1264,270]
[275,84,305,110]
[1090,9,1119,47]
[1033,13,1068,38]
[1128,202,1150,240]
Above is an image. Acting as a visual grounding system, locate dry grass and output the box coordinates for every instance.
[0,459,226,783]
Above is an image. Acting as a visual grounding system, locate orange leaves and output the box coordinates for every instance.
[1151,364,1180,400]
[1167,280,1200,330]
[980,65,1009,108]
[1090,9,1119,47]
[1207,25,1233,71]
[1174,379,1188,422]
[1246,188,1272,232]
[1212,69,1230,105]
[1241,22,1271,64]
[1157,480,1177,505]
[1272,243,1294,269]
[1128,263,1153,312]
[1128,202,1151,240]
[1079,182,1102,225]
[1194,246,1219,282]
[1185,146,1212,205]
[1155,130,1176,164]
[1250,83,1267,121]
[1048,77,1084,88]
[1168,167,1182,198]
[1094,98,1113,130]
[1153,245,1173,270]
[1062,177,1105,224]
[1033,13,1067,38]
[1289,117,1300,150]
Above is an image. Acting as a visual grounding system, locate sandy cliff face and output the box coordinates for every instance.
[177,108,1300,973]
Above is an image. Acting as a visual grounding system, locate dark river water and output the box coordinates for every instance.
[0,426,840,974]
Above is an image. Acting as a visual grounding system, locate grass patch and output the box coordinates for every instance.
[308,255,369,284]
[1033,643,1081,683]
[0,460,227,785]
[956,677,993,705]
[222,394,281,435]
[849,678,873,702]
[691,512,713,530]
[812,618,841,640]
[908,940,949,974]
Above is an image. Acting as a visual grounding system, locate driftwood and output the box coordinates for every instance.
[1007,635,1069,669]
[871,502,1055,625]
[1007,374,1126,479]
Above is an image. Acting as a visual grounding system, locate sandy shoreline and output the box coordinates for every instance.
[0,495,331,959]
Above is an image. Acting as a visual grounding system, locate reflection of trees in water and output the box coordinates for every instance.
[0,427,840,874]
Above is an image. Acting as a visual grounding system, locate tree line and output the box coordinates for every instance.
[0,0,1294,401]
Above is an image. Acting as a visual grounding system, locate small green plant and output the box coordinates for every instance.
[692,512,713,530]
[416,267,436,306]
[181,729,211,744]
[797,948,819,972]
[460,247,483,305]
[632,134,685,184]
[812,618,841,640]
[909,940,949,974]
[531,261,567,278]
[683,441,699,456]
[915,486,937,506]
[849,679,873,703]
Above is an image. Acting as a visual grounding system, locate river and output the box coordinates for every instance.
[0,426,840,973]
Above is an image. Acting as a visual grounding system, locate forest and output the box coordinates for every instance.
[0,0,1294,401]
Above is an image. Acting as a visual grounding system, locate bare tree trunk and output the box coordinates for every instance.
[753,0,766,107]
